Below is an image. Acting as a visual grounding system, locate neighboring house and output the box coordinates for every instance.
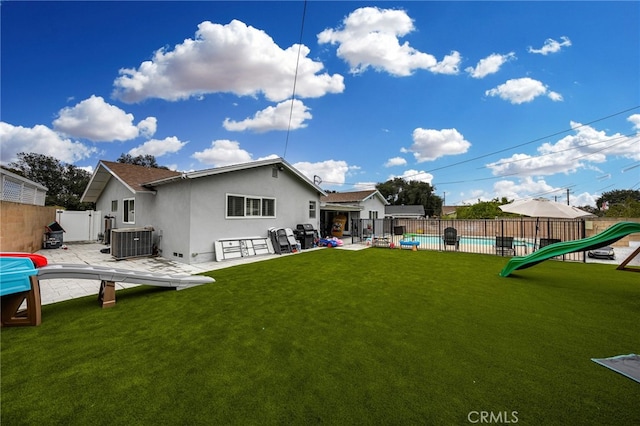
[1,167,48,206]
[81,158,325,264]
[441,205,458,218]
[384,205,425,219]
[320,190,388,236]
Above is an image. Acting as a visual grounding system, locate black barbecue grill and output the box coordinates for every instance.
[295,224,316,249]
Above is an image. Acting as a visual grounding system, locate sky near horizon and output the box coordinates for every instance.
[1,1,639,207]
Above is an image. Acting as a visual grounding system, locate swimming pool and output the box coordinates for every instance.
[403,234,534,248]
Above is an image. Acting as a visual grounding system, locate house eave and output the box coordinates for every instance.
[320,202,364,212]
[81,161,137,203]
[144,157,327,196]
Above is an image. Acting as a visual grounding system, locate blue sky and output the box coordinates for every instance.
[2,1,639,206]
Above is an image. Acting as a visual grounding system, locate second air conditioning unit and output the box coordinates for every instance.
[111,227,154,260]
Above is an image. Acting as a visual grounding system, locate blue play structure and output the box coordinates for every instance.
[0,257,39,297]
[399,240,420,249]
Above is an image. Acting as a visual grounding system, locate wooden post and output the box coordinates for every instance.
[0,276,42,327]
[617,246,640,272]
[98,280,117,308]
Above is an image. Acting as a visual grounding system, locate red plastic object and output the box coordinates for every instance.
[0,253,48,268]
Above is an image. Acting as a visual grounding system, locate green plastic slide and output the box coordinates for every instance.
[500,221,640,277]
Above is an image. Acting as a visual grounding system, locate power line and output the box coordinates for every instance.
[282,0,308,159]
[478,133,638,170]
[422,105,640,176]
[318,105,640,188]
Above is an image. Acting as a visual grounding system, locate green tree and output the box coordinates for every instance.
[456,198,513,219]
[604,198,640,218]
[8,153,94,210]
[597,190,640,217]
[376,178,442,217]
[117,153,167,169]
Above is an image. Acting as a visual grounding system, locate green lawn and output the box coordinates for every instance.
[1,249,638,425]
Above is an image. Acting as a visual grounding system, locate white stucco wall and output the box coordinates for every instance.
[150,165,321,264]
[95,164,321,264]
[95,177,141,231]
[144,179,192,261]
[362,196,386,219]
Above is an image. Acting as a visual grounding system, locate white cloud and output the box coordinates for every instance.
[485,77,562,104]
[429,51,462,75]
[385,157,407,167]
[492,177,557,201]
[389,169,434,184]
[78,165,94,174]
[528,36,572,55]
[318,7,460,76]
[0,122,96,164]
[113,20,344,103]
[128,136,187,157]
[487,121,639,177]
[547,91,563,102]
[353,181,377,190]
[191,139,253,167]
[406,128,471,162]
[490,180,596,207]
[137,117,157,138]
[458,188,491,205]
[52,95,154,141]
[572,192,597,208]
[223,99,312,132]
[465,52,515,78]
[292,159,350,186]
[628,113,640,130]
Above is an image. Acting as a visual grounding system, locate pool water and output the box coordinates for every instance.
[403,234,534,248]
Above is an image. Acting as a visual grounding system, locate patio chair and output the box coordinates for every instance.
[538,238,561,249]
[268,227,292,254]
[442,227,460,251]
[495,236,515,256]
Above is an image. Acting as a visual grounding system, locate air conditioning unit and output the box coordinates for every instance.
[111,227,153,260]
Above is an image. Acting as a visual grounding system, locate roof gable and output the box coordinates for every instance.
[81,161,181,203]
[321,189,387,205]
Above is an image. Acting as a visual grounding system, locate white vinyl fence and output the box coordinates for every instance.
[54,210,102,242]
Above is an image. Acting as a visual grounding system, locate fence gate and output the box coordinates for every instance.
[55,210,102,242]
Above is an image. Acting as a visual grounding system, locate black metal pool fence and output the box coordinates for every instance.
[352,218,587,262]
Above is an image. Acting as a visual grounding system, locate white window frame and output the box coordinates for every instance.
[309,201,317,219]
[123,198,135,224]
[262,198,275,217]
[226,194,276,219]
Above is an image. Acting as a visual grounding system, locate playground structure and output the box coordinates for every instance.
[0,253,214,327]
[499,222,640,277]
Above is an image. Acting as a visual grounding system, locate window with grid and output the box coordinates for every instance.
[123,198,135,223]
[227,195,244,217]
[226,194,275,218]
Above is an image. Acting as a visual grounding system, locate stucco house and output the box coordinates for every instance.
[319,189,388,237]
[81,157,325,264]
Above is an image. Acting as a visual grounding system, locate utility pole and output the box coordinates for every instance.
[566,188,570,205]
[442,192,446,216]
